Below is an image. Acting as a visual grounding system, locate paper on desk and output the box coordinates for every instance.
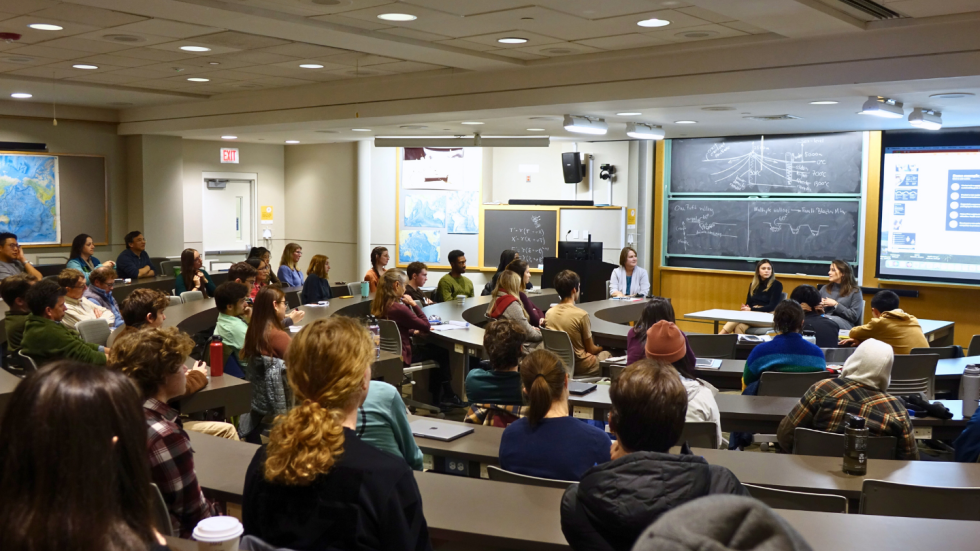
[289,325,302,333]
[695,359,722,369]
[430,324,468,331]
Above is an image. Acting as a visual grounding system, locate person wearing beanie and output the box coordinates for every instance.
[645,321,723,448]
[742,300,828,392]
[631,495,813,551]
[776,338,918,460]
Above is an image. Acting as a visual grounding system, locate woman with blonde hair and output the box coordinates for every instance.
[486,270,541,346]
[242,317,431,550]
[301,254,332,304]
[277,243,304,287]
[610,246,650,297]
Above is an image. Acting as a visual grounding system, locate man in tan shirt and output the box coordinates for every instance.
[544,270,610,376]
[839,290,928,355]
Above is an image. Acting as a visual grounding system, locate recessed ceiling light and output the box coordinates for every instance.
[187,77,209,82]
[285,140,300,144]
[498,37,528,44]
[617,112,641,116]
[180,46,211,52]
[637,18,671,28]
[461,121,483,125]
[10,93,32,99]
[377,13,417,21]
[352,128,372,132]
[299,63,324,69]
[678,30,718,38]
[221,135,237,139]
[929,92,974,99]
[28,23,63,31]
[527,128,545,131]
[810,100,838,105]
[72,64,99,70]
[674,120,697,124]
[209,62,221,65]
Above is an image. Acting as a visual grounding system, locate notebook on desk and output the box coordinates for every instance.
[568,381,598,395]
[410,420,474,442]
[695,358,722,369]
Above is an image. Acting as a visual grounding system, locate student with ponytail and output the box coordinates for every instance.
[499,349,611,481]
[242,317,431,551]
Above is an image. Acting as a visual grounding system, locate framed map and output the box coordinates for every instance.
[0,154,60,244]
[399,230,441,263]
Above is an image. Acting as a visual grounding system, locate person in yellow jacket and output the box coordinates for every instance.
[839,290,928,354]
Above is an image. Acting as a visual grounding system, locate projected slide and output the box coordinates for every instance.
[879,145,980,283]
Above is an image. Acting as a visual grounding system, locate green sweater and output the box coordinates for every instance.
[436,273,474,302]
[3,311,29,353]
[21,314,106,365]
[355,381,424,470]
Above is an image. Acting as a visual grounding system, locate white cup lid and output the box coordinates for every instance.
[193,516,244,542]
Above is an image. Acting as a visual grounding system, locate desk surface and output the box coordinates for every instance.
[685,309,955,336]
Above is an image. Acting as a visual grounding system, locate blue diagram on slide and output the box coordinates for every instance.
[898,173,918,187]
[946,170,980,232]
[894,203,905,215]
[399,230,440,263]
[895,189,917,201]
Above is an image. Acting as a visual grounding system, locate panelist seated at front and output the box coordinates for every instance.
[115,231,156,279]
[609,246,649,297]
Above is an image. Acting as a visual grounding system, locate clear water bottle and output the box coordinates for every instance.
[367,315,381,359]
[962,365,980,417]
[802,330,817,345]
[842,414,869,476]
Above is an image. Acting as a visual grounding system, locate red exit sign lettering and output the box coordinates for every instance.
[220,147,239,164]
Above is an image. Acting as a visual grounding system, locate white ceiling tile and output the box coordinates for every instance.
[109,48,197,62]
[284,0,392,15]
[0,0,59,15]
[0,12,14,22]
[432,38,497,52]
[535,0,683,19]
[70,30,179,49]
[8,65,87,79]
[0,61,36,72]
[882,0,980,17]
[102,19,223,39]
[570,9,717,40]
[27,5,146,27]
[642,23,748,43]
[458,31,565,49]
[326,65,395,78]
[574,34,670,50]
[2,45,82,61]
[157,74,237,86]
[108,66,186,79]
[485,49,545,61]
[675,6,737,24]
[75,53,165,68]
[378,27,451,42]
[34,60,127,74]
[721,20,772,35]
[176,56,254,70]
[37,37,135,54]
[66,72,145,85]
[208,50,299,65]
[148,40,242,56]
[368,60,444,73]
[233,64,314,78]
[0,52,60,68]
[138,61,214,76]
[327,4,515,38]
[191,31,291,50]
[256,42,349,58]
[512,42,604,57]
[231,75,317,88]
[317,52,401,66]
[0,15,101,43]
[270,58,351,71]
[308,13,394,31]
[203,68,266,81]
[400,0,529,16]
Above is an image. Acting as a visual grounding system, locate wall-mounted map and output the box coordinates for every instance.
[399,230,441,263]
[0,154,60,244]
[447,190,478,234]
[404,191,447,228]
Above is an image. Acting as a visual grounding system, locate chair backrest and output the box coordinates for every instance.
[285,290,301,309]
[910,346,957,360]
[486,465,575,489]
[168,295,183,307]
[75,319,111,346]
[969,335,980,358]
[743,483,848,513]
[347,282,361,295]
[159,260,180,277]
[149,483,175,537]
[890,354,938,399]
[758,371,835,397]
[859,479,980,520]
[180,290,204,303]
[377,319,403,357]
[793,427,897,460]
[687,333,738,359]
[540,327,575,376]
[822,346,857,364]
[679,421,718,449]
[15,351,40,373]
[106,325,125,348]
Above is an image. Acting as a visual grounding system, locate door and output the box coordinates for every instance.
[203,177,253,254]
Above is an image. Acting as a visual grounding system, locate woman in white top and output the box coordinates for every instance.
[609,246,650,297]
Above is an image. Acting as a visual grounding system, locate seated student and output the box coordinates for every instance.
[610,246,650,297]
[355,380,425,470]
[643,322,722,448]
[242,317,431,550]
[720,259,783,335]
[483,250,531,296]
[505,258,544,326]
[364,246,389,293]
[1,274,36,353]
[175,248,216,297]
[743,300,827,391]
[0,232,42,281]
[249,247,280,285]
[227,261,304,329]
[626,297,695,365]
[58,268,117,331]
[953,406,980,463]
[404,261,433,306]
[486,270,542,346]
[66,233,115,284]
[214,281,252,353]
[300,254,332,304]
[21,279,107,365]
[115,230,155,279]
[435,249,474,302]
[561,361,748,551]
[242,286,291,360]
[111,288,170,347]
[465,320,527,426]
[500,349,611,480]
[109,328,218,537]
[790,284,840,348]
[83,266,123,323]
[246,257,269,299]
[840,290,929,355]
[777,338,919,460]
[544,269,611,377]
[819,260,864,330]
[277,242,304,287]
[0,362,169,551]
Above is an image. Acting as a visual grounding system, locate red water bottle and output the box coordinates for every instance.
[209,336,224,377]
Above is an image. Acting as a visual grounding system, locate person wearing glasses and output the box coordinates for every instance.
[242,286,292,360]
[82,266,123,323]
[58,268,119,331]
[0,232,42,281]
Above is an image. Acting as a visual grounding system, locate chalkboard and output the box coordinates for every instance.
[667,199,859,262]
[483,209,558,268]
[670,132,863,194]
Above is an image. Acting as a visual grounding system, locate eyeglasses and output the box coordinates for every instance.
[274,300,285,306]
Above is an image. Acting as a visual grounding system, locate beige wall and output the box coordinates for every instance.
[140,135,185,257]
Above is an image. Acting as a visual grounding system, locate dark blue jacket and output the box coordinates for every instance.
[115,249,155,279]
[954,406,980,463]
[301,273,332,304]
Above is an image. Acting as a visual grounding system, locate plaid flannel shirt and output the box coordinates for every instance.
[144,398,216,538]
[465,403,527,427]
[777,378,919,460]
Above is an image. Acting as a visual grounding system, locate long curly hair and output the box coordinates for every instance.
[263,317,373,485]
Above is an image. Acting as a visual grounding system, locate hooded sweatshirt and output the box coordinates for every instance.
[560,448,748,551]
[681,376,723,449]
[848,308,929,355]
[776,338,919,460]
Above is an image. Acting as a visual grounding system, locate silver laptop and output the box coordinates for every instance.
[410,419,474,442]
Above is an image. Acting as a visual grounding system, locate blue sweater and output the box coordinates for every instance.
[277,265,304,287]
[500,417,611,481]
[743,332,827,387]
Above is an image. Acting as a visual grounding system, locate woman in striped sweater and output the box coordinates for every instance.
[742,299,827,392]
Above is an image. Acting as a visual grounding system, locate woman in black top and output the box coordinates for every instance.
[242,317,431,551]
[720,259,784,334]
[300,254,333,304]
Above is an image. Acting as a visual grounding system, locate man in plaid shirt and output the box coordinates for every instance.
[777,338,919,460]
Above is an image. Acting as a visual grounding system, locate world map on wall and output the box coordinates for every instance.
[0,155,60,244]
[399,230,441,263]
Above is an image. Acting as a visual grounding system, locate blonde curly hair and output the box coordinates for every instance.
[107,327,195,399]
[263,316,373,485]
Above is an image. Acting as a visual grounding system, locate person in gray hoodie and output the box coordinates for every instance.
[561,360,748,551]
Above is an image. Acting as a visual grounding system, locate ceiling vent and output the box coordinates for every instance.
[743,114,803,121]
[834,0,903,19]
[103,34,146,43]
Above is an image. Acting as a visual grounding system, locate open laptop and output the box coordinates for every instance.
[568,381,598,395]
[410,419,474,442]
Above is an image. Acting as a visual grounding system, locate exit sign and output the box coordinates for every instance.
[220,147,239,163]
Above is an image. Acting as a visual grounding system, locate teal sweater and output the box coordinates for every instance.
[21,314,106,365]
[355,381,423,470]
[743,332,826,387]
[174,269,217,297]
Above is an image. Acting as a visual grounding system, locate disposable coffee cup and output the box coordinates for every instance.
[193,516,243,551]
[456,294,465,305]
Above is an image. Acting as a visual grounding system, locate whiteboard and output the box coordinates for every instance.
[559,207,625,265]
